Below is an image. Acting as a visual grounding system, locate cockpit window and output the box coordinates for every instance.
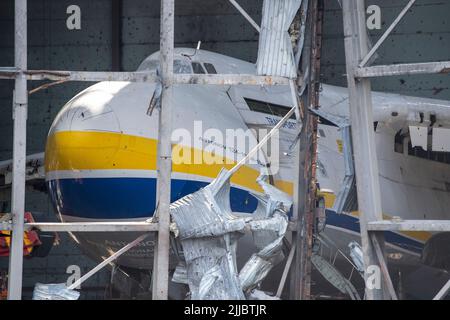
[244,98,294,119]
[192,62,206,74]
[204,63,217,74]
[137,59,193,74]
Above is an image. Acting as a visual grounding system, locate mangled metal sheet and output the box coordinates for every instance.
[170,168,291,300]
[348,241,364,273]
[256,0,302,78]
[32,283,80,300]
[312,108,357,214]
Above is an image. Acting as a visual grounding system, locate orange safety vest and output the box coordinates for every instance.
[0,212,41,257]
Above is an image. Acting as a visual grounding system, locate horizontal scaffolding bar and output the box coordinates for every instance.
[368,220,450,232]
[0,221,159,232]
[355,61,450,78]
[0,220,297,232]
[0,70,159,82]
[0,69,292,86]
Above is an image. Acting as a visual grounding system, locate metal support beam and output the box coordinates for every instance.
[0,70,292,86]
[228,0,261,33]
[359,0,416,68]
[368,220,450,232]
[370,233,398,300]
[0,70,160,82]
[7,0,27,301]
[25,222,159,232]
[433,278,450,300]
[69,234,150,290]
[290,0,322,300]
[276,244,296,298]
[152,0,174,301]
[342,0,387,300]
[356,61,450,78]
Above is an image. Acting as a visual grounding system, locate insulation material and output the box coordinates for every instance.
[170,168,291,300]
[256,0,302,79]
[32,283,80,300]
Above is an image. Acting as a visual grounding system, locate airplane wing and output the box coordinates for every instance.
[321,84,450,153]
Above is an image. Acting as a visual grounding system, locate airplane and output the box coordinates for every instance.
[2,48,450,299]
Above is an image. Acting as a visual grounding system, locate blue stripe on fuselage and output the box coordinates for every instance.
[47,177,424,255]
[326,209,424,254]
[47,177,258,219]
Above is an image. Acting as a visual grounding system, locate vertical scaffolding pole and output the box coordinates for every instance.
[152,0,174,300]
[342,0,387,300]
[7,0,28,300]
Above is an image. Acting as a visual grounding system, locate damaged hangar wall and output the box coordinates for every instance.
[322,0,450,100]
[0,0,261,299]
[0,0,449,299]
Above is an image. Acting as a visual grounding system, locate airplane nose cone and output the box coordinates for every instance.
[45,82,122,174]
[44,82,158,220]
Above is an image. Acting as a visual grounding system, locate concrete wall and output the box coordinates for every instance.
[0,0,449,299]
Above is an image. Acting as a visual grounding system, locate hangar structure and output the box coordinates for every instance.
[0,0,450,300]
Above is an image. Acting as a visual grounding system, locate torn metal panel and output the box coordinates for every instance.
[332,125,357,214]
[239,214,288,292]
[32,283,79,300]
[293,0,309,68]
[256,0,302,78]
[239,172,289,293]
[311,109,358,214]
[172,262,188,285]
[170,169,248,300]
[170,168,292,300]
[348,241,364,273]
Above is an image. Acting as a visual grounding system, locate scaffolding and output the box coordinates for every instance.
[9,0,450,301]
[0,0,322,300]
[342,0,450,300]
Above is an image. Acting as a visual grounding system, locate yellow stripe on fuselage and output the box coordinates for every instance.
[46,131,431,245]
[45,130,294,195]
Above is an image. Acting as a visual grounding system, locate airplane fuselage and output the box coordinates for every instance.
[44,49,450,287]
